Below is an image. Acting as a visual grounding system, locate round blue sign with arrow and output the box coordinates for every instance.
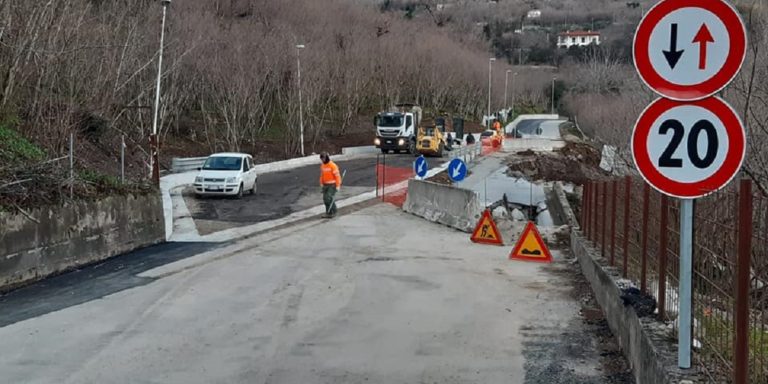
[448,158,467,182]
[414,156,428,178]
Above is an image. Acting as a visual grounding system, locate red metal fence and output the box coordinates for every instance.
[581,177,767,384]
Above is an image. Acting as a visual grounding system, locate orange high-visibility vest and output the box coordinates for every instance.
[320,161,342,188]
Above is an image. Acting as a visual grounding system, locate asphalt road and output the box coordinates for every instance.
[184,154,426,234]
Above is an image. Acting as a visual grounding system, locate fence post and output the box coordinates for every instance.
[585,182,592,237]
[579,183,587,234]
[658,194,669,321]
[641,183,650,293]
[121,135,126,184]
[382,152,386,199]
[734,179,752,384]
[610,179,618,266]
[375,154,380,198]
[601,181,608,258]
[592,180,599,243]
[69,132,74,199]
[623,176,631,278]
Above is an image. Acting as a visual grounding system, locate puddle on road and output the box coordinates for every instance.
[471,168,555,226]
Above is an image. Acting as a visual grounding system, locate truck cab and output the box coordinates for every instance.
[374,104,421,154]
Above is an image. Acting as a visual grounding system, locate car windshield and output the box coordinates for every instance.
[203,156,242,171]
[379,115,404,127]
[480,131,494,137]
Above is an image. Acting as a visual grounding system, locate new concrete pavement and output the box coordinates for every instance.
[0,204,615,384]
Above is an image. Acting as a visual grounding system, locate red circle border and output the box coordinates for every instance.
[631,97,746,199]
[633,0,747,101]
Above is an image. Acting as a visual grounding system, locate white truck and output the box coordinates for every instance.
[373,103,422,155]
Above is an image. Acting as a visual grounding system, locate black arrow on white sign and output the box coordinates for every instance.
[662,23,684,69]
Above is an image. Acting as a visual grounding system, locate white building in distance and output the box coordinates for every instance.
[557,31,601,48]
[527,10,542,18]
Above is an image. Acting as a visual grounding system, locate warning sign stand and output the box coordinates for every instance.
[509,221,553,263]
[470,209,503,246]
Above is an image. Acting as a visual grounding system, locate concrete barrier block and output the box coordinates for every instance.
[403,179,483,233]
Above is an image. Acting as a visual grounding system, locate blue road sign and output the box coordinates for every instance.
[448,158,467,182]
[414,156,428,178]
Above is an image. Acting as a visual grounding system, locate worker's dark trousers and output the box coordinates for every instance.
[322,185,338,215]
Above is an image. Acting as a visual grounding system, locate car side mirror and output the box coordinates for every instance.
[197,167,202,171]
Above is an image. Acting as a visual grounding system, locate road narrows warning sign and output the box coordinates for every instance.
[470,209,503,246]
[509,222,552,263]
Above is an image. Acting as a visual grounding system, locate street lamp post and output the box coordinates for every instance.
[551,76,557,115]
[504,70,511,116]
[511,72,518,127]
[488,57,496,129]
[296,44,305,157]
[150,0,171,185]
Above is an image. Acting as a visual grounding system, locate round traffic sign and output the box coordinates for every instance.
[448,158,467,182]
[633,0,747,101]
[631,97,746,199]
[414,156,428,178]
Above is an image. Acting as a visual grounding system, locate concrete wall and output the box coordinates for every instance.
[403,179,482,233]
[0,193,165,292]
[547,181,702,383]
[570,233,702,384]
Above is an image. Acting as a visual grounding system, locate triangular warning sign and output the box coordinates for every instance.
[509,221,552,263]
[470,209,503,246]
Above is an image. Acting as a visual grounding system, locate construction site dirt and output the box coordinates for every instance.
[506,142,609,186]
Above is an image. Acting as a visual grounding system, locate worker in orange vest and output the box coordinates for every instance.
[492,119,502,134]
[319,152,342,218]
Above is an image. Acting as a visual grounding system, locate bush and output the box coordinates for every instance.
[0,123,45,164]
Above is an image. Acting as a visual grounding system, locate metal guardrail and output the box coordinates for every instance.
[448,142,483,164]
[171,157,207,173]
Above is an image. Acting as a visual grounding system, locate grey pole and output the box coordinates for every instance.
[504,70,510,115]
[511,72,518,123]
[551,77,557,115]
[121,135,126,184]
[151,0,170,184]
[296,44,305,157]
[678,198,694,368]
[69,132,74,199]
[488,57,496,129]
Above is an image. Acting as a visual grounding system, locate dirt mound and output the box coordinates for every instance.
[555,142,602,167]
[506,150,608,185]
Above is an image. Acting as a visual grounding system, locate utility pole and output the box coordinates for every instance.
[296,44,306,157]
[488,57,496,129]
[551,76,557,115]
[511,72,518,118]
[504,70,511,114]
[151,0,171,185]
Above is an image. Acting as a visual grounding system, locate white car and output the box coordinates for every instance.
[193,153,257,198]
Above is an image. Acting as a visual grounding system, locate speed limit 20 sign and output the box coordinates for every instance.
[631,97,745,199]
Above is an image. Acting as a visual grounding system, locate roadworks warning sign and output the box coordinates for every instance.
[509,221,552,263]
[470,209,503,246]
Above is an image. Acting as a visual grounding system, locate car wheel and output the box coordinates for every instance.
[409,140,417,156]
[250,180,257,195]
[236,183,244,199]
[437,143,444,157]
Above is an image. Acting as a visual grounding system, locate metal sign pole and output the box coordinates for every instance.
[678,198,694,368]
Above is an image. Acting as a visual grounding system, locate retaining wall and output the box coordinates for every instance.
[402,179,482,233]
[548,182,701,384]
[0,193,165,292]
